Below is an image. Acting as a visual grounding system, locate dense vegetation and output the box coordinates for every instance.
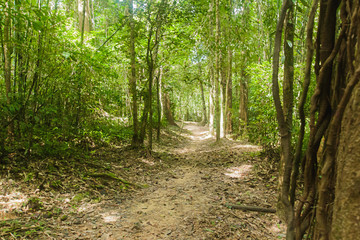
[1,0,359,239]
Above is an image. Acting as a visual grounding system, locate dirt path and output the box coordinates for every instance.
[70,122,284,239]
[1,122,285,239]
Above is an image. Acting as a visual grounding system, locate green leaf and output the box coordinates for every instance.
[281,55,285,63]
[299,0,309,7]
[32,21,42,31]
[286,40,293,48]
[62,52,71,59]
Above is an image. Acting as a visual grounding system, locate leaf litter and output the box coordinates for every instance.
[1,122,285,239]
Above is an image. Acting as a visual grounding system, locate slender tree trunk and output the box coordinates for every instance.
[313,1,341,237]
[280,6,295,239]
[292,0,319,238]
[156,69,162,141]
[85,0,91,32]
[224,0,233,136]
[271,0,295,238]
[238,56,248,136]
[239,74,248,134]
[199,77,207,125]
[215,0,221,142]
[162,92,176,125]
[208,0,215,135]
[139,87,149,144]
[80,0,86,44]
[148,62,153,150]
[129,0,139,146]
[221,63,226,138]
[3,0,13,136]
[226,44,233,135]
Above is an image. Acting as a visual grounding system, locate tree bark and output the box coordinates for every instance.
[331,70,360,240]
[225,0,232,135]
[156,69,162,141]
[226,47,232,135]
[162,92,176,126]
[199,80,207,125]
[215,0,221,142]
[291,0,319,238]
[208,0,215,135]
[221,60,226,138]
[199,64,207,125]
[3,0,13,136]
[226,204,276,213]
[271,0,295,238]
[239,63,248,135]
[80,0,86,44]
[129,0,139,146]
[311,0,341,238]
[147,43,154,150]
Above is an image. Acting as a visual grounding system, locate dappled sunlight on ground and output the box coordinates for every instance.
[224,164,253,178]
[0,189,26,220]
[188,132,212,141]
[268,222,286,238]
[141,158,155,165]
[231,144,261,152]
[178,122,262,158]
[102,212,120,223]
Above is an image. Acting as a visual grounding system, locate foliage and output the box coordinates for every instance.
[246,61,279,146]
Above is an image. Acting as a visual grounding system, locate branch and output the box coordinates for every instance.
[97,17,129,51]
[290,0,319,205]
[271,0,292,133]
[224,204,276,213]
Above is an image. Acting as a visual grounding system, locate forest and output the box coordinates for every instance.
[0,0,359,239]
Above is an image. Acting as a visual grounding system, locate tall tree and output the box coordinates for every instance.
[225,0,233,135]
[3,0,13,136]
[271,0,294,237]
[208,0,215,135]
[198,64,207,125]
[215,0,221,141]
[128,0,140,146]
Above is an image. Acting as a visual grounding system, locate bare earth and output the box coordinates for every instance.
[1,122,285,239]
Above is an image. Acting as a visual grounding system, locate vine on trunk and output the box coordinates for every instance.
[272,0,360,238]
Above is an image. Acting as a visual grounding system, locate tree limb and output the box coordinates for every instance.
[225,204,276,213]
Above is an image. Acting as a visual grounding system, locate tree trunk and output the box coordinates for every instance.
[3,0,13,136]
[291,0,319,237]
[226,47,233,135]
[80,0,86,44]
[271,0,295,238]
[215,0,221,142]
[239,70,248,135]
[331,75,360,240]
[311,0,340,238]
[129,0,139,146]
[156,69,162,141]
[199,78,207,125]
[225,0,233,136]
[148,64,153,150]
[221,61,226,138]
[208,0,215,135]
[139,90,149,144]
[162,92,176,126]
